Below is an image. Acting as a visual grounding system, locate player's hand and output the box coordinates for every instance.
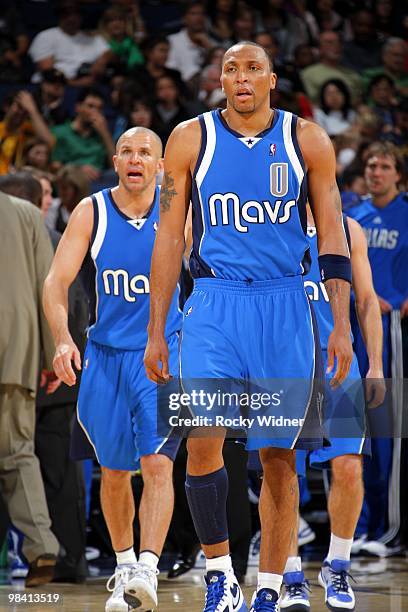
[326,328,353,388]
[189,32,212,49]
[144,335,171,384]
[89,109,109,134]
[15,90,38,116]
[365,367,386,408]
[377,294,392,314]
[53,341,81,386]
[400,298,408,319]
[40,369,62,394]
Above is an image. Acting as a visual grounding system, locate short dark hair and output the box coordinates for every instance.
[0,172,43,208]
[368,73,395,93]
[223,42,274,71]
[183,0,205,16]
[76,88,104,104]
[141,35,169,55]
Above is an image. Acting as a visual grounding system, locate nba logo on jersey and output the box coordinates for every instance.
[269,143,277,156]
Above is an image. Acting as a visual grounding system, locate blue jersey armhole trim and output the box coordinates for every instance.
[343,214,352,251]
[90,194,98,248]
[290,114,306,173]
[193,114,207,179]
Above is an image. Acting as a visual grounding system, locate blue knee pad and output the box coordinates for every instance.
[185,467,229,546]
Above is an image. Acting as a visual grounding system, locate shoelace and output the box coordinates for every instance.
[106,565,135,596]
[204,575,226,611]
[252,591,278,611]
[287,580,311,599]
[134,562,159,585]
[330,568,356,594]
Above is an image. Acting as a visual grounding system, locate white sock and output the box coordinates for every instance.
[257,572,282,595]
[206,554,232,574]
[327,533,353,563]
[284,556,302,574]
[139,550,159,571]
[116,546,137,566]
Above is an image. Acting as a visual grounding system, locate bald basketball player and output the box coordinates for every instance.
[43,128,182,612]
[144,41,353,612]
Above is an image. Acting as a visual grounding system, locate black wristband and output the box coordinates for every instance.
[318,254,352,284]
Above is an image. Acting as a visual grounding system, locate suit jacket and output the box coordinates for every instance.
[0,191,54,393]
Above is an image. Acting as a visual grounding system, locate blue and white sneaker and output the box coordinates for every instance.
[318,559,355,610]
[281,571,310,610]
[248,531,261,567]
[203,570,247,611]
[298,516,316,547]
[250,588,279,611]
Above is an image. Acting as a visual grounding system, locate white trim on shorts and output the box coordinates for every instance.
[76,402,101,464]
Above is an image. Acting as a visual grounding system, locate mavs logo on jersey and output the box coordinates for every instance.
[102,269,149,302]
[208,162,296,232]
[348,193,408,309]
[189,109,309,281]
[81,187,181,350]
[363,227,399,249]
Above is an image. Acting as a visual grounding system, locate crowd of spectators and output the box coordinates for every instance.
[0,0,406,214]
[0,0,407,585]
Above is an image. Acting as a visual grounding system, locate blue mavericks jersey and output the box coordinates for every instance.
[190,109,309,281]
[304,221,352,350]
[84,186,182,350]
[348,193,408,308]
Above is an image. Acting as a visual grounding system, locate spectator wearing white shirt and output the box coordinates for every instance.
[166,1,216,83]
[29,1,112,86]
[313,78,357,137]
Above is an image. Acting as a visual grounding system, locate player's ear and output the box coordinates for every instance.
[112,154,118,172]
[157,158,164,174]
[270,72,277,91]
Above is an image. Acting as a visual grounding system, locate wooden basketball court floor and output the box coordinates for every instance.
[1,558,408,611]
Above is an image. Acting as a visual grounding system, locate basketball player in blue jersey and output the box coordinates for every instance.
[280,206,385,612]
[43,128,182,612]
[347,142,408,555]
[144,42,353,612]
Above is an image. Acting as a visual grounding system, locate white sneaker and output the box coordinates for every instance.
[105,564,138,612]
[298,516,316,547]
[124,562,159,610]
[350,534,367,555]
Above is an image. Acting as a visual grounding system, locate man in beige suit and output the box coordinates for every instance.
[0,190,60,586]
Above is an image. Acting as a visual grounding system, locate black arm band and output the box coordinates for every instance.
[318,254,352,284]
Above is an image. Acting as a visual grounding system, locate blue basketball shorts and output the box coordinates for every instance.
[179,276,324,451]
[297,350,370,474]
[76,333,180,471]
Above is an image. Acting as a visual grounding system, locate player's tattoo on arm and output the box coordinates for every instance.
[160,171,177,212]
[326,279,341,299]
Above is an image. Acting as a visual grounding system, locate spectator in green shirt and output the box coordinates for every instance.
[51,88,115,182]
[101,6,144,71]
